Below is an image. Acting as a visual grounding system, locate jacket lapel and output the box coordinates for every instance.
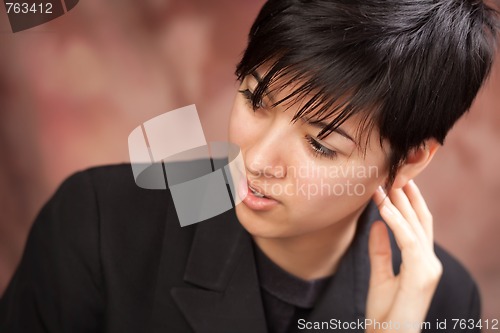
[170,209,267,333]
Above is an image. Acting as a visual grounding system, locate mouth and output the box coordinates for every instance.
[247,181,278,201]
[248,183,267,198]
[240,179,280,211]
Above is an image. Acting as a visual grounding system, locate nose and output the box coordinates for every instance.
[245,123,288,179]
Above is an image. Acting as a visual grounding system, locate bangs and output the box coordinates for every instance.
[236,56,383,153]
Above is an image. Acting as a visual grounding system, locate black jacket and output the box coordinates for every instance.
[0,164,481,333]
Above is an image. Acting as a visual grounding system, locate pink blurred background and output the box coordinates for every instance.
[0,0,499,327]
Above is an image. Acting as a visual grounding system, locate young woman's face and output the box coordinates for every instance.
[228,73,391,239]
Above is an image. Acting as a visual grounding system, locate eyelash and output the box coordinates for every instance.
[238,88,265,110]
[239,87,337,160]
[305,135,338,160]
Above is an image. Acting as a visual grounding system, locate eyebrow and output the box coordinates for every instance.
[251,71,263,83]
[307,120,357,145]
[250,70,278,104]
[249,70,357,146]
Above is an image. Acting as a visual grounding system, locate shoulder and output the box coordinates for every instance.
[57,163,172,224]
[73,163,167,205]
[51,163,158,207]
[26,163,182,278]
[26,163,175,261]
[58,163,182,253]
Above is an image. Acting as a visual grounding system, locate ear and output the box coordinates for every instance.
[392,139,440,189]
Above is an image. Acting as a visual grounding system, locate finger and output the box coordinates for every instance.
[377,196,420,255]
[368,221,394,286]
[388,187,428,245]
[372,185,388,207]
[388,187,419,224]
[373,187,417,250]
[403,180,434,245]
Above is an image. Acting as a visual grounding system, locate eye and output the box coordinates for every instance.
[305,135,338,160]
[238,89,265,110]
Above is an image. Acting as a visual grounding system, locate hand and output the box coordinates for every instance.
[366,180,443,333]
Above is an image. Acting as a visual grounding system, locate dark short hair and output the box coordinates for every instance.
[236,0,499,186]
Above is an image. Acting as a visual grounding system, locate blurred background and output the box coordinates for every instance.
[0,0,499,327]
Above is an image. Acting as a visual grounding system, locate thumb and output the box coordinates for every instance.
[368,221,394,286]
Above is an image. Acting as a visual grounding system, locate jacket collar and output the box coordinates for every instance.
[171,201,381,333]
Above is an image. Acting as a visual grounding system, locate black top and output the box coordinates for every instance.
[253,241,331,333]
[0,164,482,333]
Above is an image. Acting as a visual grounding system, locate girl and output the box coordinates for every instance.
[1,0,498,332]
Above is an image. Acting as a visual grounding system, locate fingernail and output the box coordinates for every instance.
[377,185,385,195]
[409,179,416,186]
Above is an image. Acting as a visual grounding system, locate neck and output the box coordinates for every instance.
[252,208,364,281]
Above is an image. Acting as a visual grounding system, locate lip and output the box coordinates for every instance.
[247,182,275,200]
[240,179,280,211]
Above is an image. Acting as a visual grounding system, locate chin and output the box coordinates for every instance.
[234,204,292,239]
